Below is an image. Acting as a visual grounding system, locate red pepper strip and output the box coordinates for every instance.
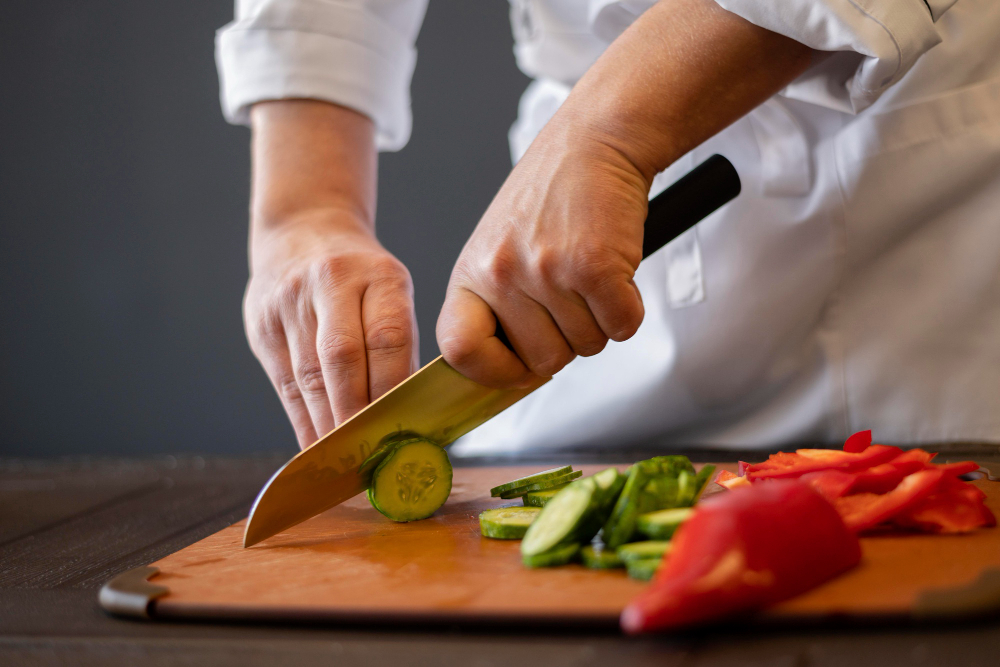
[621,480,861,633]
[715,469,751,490]
[893,478,996,534]
[932,460,981,477]
[801,470,857,501]
[843,429,872,453]
[746,445,902,481]
[833,469,944,533]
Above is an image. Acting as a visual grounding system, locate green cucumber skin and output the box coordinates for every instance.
[479,508,540,539]
[522,543,580,568]
[520,478,601,556]
[635,508,694,540]
[691,464,716,504]
[499,470,583,499]
[601,466,646,549]
[616,540,672,562]
[490,466,573,497]
[521,487,566,507]
[580,545,624,569]
[626,557,662,581]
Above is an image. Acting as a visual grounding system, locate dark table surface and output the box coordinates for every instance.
[1,451,998,667]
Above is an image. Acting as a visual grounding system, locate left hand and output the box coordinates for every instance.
[436,118,651,388]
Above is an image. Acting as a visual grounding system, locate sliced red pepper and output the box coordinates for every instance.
[745,445,902,481]
[621,480,861,633]
[833,469,944,532]
[893,477,996,534]
[715,469,750,490]
[932,460,981,477]
[843,430,872,453]
[800,470,857,501]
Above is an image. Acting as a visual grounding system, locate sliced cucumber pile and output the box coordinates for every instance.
[490,466,573,497]
[479,459,715,578]
[635,507,694,540]
[367,438,452,522]
[522,487,567,507]
[479,507,540,539]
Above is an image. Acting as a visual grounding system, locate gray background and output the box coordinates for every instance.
[0,1,530,456]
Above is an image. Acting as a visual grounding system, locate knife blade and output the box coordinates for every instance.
[243,154,741,547]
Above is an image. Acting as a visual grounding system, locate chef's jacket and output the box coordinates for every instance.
[217,0,1000,452]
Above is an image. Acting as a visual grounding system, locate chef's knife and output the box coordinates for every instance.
[243,154,741,547]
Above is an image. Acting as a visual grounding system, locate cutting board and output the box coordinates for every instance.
[100,464,1000,628]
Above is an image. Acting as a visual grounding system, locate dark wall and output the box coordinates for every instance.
[0,1,529,456]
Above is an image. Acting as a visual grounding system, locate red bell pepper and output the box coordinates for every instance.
[833,469,944,532]
[801,469,857,501]
[843,429,872,453]
[933,460,981,477]
[745,445,901,481]
[893,477,996,533]
[621,480,861,633]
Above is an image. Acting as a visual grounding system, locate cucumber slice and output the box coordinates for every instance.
[691,464,716,504]
[479,507,541,539]
[675,470,696,507]
[580,544,624,569]
[522,543,580,568]
[626,557,662,581]
[490,466,573,497]
[522,486,567,507]
[637,475,680,514]
[368,440,452,522]
[616,540,673,562]
[499,470,583,499]
[635,507,694,540]
[591,467,626,504]
[641,455,696,477]
[601,466,646,549]
[520,478,598,556]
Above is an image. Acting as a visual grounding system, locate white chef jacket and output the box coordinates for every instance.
[216,0,1000,452]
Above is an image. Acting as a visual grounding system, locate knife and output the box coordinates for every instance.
[243,154,741,547]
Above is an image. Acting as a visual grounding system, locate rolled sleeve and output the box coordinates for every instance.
[216,0,428,151]
[715,0,945,113]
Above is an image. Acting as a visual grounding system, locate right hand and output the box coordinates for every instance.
[244,210,419,449]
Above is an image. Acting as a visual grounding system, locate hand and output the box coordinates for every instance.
[245,211,418,449]
[436,0,813,388]
[436,121,650,388]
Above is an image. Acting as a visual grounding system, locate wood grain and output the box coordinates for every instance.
[149,464,1000,626]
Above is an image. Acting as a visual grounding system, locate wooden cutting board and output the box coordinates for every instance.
[100,464,1000,628]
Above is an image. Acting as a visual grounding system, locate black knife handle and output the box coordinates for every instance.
[495,154,741,350]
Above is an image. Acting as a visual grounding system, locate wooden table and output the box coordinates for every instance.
[2,452,999,666]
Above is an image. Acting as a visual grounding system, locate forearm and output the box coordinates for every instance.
[554,0,814,185]
[250,100,378,240]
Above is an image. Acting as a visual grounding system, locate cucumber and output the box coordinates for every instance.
[644,455,696,477]
[675,470,696,507]
[490,466,573,497]
[368,439,452,522]
[522,543,580,568]
[637,475,679,514]
[479,507,540,539]
[580,544,623,569]
[601,466,647,549]
[499,470,583,499]
[521,478,600,557]
[616,540,672,563]
[360,432,426,481]
[635,507,694,540]
[626,557,662,581]
[690,464,716,504]
[522,486,567,507]
[591,467,626,505]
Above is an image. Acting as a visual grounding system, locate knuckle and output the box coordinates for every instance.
[439,331,480,369]
[277,375,304,404]
[574,335,608,357]
[317,330,366,370]
[313,255,352,289]
[529,349,575,378]
[274,274,307,311]
[480,249,518,285]
[365,318,412,355]
[531,247,562,284]
[295,365,327,396]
